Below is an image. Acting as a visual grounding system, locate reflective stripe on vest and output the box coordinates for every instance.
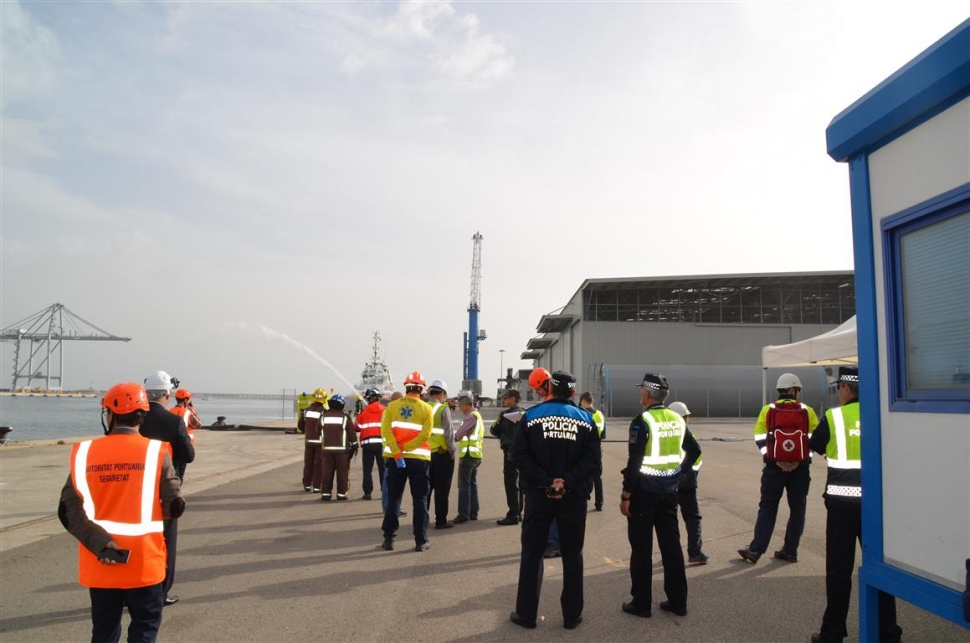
[304,410,323,444]
[322,416,348,450]
[459,411,485,458]
[428,402,449,452]
[383,421,431,458]
[357,421,383,445]
[639,410,686,477]
[827,406,861,470]
[73,439,164,537]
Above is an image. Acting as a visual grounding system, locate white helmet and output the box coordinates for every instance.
[668,401,691,418]
[776,373,802,390]
[144,370,177,393]
[429,379,448,393]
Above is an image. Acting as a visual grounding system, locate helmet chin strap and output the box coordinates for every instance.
[101,409,111,435]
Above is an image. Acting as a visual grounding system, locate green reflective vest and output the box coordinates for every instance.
[639,408,686,477]
[459,410,484,459]
[428,402,448,452]
[824,403,861,498]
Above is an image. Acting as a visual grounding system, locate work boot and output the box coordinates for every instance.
[737,548,761,564]
[773,549,798,563]
[381,538,394,551]
[336,493,348,501]
[321,493,332,502]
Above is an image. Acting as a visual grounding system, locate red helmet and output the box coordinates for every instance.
[102,383,150,415]
[528,368,551,389]
[403,371,427,389]
[174,388,192,401]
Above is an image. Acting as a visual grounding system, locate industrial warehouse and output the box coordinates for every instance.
[520,270,856,417]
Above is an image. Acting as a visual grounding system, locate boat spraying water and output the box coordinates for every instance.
[355,331,394,397]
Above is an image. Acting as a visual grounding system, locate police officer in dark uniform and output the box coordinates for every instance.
[510,371,600,630]
[140,370,195,607]
[491,388,523,525]
[620,372,700,619]
[809,367,901,643]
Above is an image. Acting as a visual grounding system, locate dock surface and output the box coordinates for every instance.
[1,413,966,642]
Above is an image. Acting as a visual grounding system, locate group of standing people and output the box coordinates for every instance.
[58,370,196,643]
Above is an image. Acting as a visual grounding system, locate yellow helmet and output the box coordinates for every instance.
[312,388,329,403]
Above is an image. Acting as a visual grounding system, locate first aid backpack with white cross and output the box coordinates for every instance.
[765,401,810,462]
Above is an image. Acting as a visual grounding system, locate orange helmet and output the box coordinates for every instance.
[403,371,427,389]
[528,367,551,389]
[174,388,192,401]
[102,383,150,415]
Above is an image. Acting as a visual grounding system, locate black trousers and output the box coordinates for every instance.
[89,582,163,643]
[382,459,430,545]
[820,497,900,642]
[428,452,455,526]
[627,490,687,610]
[750,463,810,555]
[678,487,703,557]
[360,444,385,496]
[515,490,587,623]
[161,519,177,598]
[501,449,519,519]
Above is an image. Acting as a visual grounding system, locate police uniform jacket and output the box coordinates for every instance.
[511,397,601,496]
[490,403,523,451]
[622,404,702,495]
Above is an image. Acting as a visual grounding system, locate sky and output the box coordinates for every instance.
[1,0,967,396]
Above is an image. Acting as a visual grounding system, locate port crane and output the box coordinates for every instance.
[462,232,486,396]
[0,303,130,391]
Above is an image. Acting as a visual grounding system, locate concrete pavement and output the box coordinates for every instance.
[0,414,965,642]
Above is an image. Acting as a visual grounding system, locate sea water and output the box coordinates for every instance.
[0,396,295,442]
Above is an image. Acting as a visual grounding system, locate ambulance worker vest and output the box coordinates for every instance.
[459,410,485,459]
[824,402,862,499]
[639,408,687,478]
[383,397,432,461]
[428,402,448,452]
[70,434,168,589]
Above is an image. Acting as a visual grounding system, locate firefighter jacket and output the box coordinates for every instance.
[58,427,184,589]
[355,401,386,448]
[299,402,326,445]
[810,399,861,500]
[321,409,357,453]
[381,394,433,461]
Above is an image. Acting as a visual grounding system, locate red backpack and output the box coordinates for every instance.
[765,401,809,462]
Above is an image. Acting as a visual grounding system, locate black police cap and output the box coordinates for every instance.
[636,372,669,391]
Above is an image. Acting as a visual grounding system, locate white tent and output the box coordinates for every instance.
[760,316,858,405]
[761,315,858,368]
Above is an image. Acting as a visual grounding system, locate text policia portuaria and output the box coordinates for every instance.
[528,417,590,441]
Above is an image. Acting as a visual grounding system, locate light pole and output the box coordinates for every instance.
[499,349,505,387]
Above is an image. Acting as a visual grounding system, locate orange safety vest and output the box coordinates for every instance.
[355,402,385,446]
[70,434,168,589]
[170,405,201,444]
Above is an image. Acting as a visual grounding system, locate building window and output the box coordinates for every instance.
[883,184,970,411]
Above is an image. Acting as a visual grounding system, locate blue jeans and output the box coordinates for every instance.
[457,456,481,519]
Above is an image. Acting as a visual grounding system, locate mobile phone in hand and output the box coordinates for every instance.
[99,548,131,563]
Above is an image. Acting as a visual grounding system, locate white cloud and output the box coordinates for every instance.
[0,1,60,107]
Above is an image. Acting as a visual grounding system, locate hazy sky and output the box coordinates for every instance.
[2,1,966,396]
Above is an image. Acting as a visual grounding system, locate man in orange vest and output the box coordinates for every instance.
[170,389,202,447]
[58,382,185,643]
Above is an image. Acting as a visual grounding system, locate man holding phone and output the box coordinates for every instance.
[58,382,185,643]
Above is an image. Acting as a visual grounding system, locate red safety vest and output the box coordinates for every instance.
[70,434,168,589]
[355,402,385,446]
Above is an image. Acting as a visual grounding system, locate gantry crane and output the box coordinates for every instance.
[0,303,131,391]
